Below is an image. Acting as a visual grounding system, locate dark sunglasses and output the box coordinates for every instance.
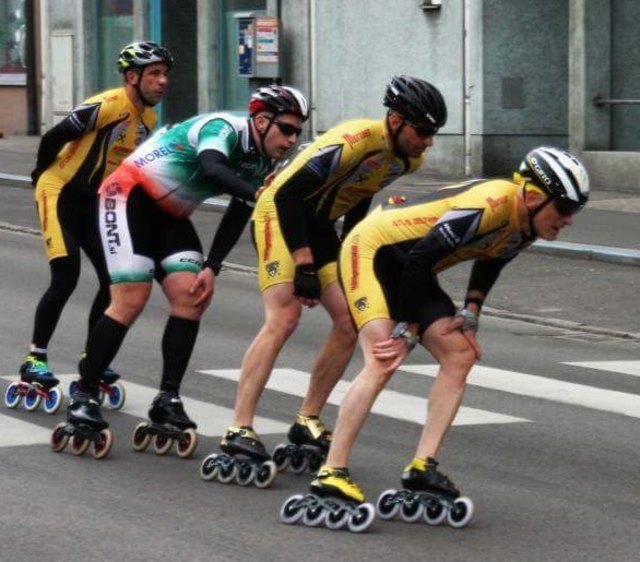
[404,119,438,138]
[553,198,582,217]
[270,118,303,137]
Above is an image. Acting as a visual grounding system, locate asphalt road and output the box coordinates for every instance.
[0,184,639,562]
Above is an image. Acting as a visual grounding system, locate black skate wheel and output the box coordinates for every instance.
[272,444,290,472]
[236,462,255,486]
[447,496,474,528]
[51,422,69,452]
[279,494,306,525]
[347,503,376,533]
[376,489,401,520]
[199,454,220,481]
[423,499,447,525]
[216,457,237,484]
[302,502,327,527]
[93,429,114,459]
[176,428,198,459]
[325,507,350,530]
[254,460,277,488]
[400,496,425,522]
[289,451,309,474]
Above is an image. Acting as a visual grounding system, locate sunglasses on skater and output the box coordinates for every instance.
[404,119,438,138]
[553,197,583,217]
[269,118,303,137]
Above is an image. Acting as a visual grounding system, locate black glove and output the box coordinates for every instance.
[293,264,321,300]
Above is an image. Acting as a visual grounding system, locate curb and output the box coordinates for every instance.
[1,220,637,342]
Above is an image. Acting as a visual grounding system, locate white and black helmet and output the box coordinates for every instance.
[519,146,589,208]
[248,85,309,121]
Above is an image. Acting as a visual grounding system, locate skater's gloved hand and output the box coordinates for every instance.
[190,266,215,309]
[293,264,321,307]
[441,314,482,361]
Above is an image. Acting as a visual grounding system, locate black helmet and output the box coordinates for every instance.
[519,146,589,208]
[118,41,174,72]
[249,85,309,121]
[384,75,447,132]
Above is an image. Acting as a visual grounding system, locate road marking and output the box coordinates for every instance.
[400,364,640,419]
[1,375,288,440]
[563,360,640,377]
[197,368,527,426]
[0,415,53,447]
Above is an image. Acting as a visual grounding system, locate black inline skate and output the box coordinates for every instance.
[131,391,198,459]
[5,355,63,414]
[51,391,113,459]
[280,465,376,533]
[272,414,332,474]
[376,457,474,528]
[69,356,126,410]
[199,426,277,488]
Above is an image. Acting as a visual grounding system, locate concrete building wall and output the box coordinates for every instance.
[0,87,27,134]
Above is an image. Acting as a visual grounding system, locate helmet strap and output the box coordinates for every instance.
[523,184,553,238]
[250,114,273,155]
[386,113,406,157]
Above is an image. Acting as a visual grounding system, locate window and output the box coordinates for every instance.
[0,0,27,85]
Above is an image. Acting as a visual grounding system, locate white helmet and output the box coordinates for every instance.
[519,146,589,208]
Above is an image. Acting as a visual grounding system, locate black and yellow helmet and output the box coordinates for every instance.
[118,41,174,72]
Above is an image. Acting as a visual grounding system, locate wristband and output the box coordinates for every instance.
[458,308,479,332]
[390,322,419,351]
[463,297,483,310]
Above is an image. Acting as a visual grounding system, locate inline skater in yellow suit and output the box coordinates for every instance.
[224,76,448,469]
[19,42,172,389]
[308,147,590,521]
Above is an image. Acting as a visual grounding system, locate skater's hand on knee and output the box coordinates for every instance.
[441,317,482,360]
[190,268,215,308]
[372,336,407,362]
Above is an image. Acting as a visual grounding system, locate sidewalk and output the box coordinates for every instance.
[1,134,638,266]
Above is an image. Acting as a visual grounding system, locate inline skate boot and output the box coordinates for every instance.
[272,414,332,474]
[51,391,113,459]
[131,391,198,459]
[4,355,63,414]
[68,356,126,410]
[280,465,376,532]
[376,457,474,528]
[199,426,277,488]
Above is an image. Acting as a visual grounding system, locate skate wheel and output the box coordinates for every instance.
[93,429,114,459]
[279,494,306,525]
[376,488,401,520]
[68,379,79,399]
[4,382,22,409]
[235,462,255,486]
[325,506,350,530]
[24,387,41,411]
[176,428,198,459]
[447,496,474,528]
[51,422,69,452]
[71,435,91,456]
[272,443,290,472]
[106,382,126,410]
[302,502,327,527]
[153,433,173,455]
[216,456,237,484]
[400,496,425,522]
[348,503,376,533]
[131,422,152,452]
[289,451,309,474]
[254,460,277,489]
[43,387,63,415]
[200,454,220,481]
[423,499,447,525]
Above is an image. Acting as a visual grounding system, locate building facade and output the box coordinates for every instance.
[2,0,638,188]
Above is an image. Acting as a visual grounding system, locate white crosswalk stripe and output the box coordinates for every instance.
[400,364,640,419]
[197,368,528,426]
[563,360,640,378]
